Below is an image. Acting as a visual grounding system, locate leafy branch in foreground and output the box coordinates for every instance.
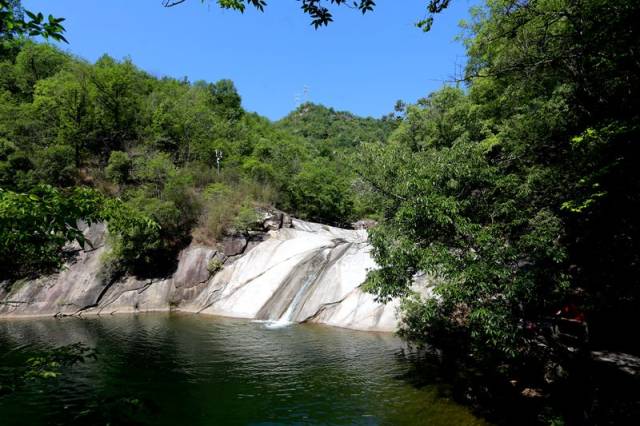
[0,184,165,280]
[0,185,104,278]
[0,343,96,397]
[162,0,451,31]
[0,0,67,42]
[22,343,97,381]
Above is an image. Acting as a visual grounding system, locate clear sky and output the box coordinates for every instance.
[24,0,476,121]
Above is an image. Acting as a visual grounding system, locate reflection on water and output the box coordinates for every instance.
[0,314,486,425]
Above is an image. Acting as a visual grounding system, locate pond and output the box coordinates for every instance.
[0,314,486,425]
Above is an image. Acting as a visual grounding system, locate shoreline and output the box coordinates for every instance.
[0,308,398,334]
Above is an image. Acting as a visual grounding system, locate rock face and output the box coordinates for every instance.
[0,215,402,332]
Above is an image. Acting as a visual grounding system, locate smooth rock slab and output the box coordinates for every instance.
[0,219,403,332]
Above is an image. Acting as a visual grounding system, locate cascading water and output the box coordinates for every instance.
[266,266,323,328]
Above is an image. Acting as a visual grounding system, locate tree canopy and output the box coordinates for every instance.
[0,40,388,280]
[356,0,639,421]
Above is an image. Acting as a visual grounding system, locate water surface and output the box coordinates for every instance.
[0,314,485,425]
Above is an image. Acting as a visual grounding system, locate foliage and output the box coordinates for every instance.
[14,42,70,97]
[0,137,33,190]
[105,150,132,185]
[193,178,273,244]
[207,257,224,274]
[208,79,243,121]
[0,342,96,397]
[0,0,67,45]
[0,185,104,278]
[284,157,354,226]
[34,144,76,186]
[359,0,640,391]
[21,343,96,381]
[233,202,261,233]
[1,41,387,277]
[163,0,450,31]
[32,65,94,165]
[101,198,162,277]
[277,102,395,155]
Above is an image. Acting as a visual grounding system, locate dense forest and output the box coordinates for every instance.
[0,38,394,279]
[2,0,640,423]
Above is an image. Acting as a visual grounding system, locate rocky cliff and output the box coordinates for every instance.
[0,214,402,332]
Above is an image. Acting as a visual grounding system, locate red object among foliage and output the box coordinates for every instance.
[556,304,585,323]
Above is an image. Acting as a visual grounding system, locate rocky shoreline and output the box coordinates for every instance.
[0,212,402,332]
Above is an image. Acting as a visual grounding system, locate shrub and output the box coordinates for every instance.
[233,203,261,233]
[0,139,35,190]
[207,257,224,274]
[283,158,354,226]
[0,185,104,278]
[34,145,76,187]
[192,178,277,245]
[102,198,163,277]
[105,151,132,185]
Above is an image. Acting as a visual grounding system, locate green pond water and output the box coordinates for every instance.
[0,314,486,425]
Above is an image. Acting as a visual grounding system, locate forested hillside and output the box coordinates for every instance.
[277,103,396,154]
[0,41,388,280]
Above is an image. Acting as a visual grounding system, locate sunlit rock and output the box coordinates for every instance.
[0,217,401,332]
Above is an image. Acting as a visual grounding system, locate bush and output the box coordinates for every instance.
[242,157,276,183]
[34,145,76,187]
[207,257,224,274]
[233,203,261,233]
[102,198,163,278]
[0,139,35,190]
[0,185,104,278]
[192,183,237,244]
[132,152,175,196]
[162,169,200,228]
[105,151,132,185]
[192,179,274,244]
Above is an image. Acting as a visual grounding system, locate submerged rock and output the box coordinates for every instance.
[0,218,403,332]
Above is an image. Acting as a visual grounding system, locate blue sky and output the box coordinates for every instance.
[24,0,476,120]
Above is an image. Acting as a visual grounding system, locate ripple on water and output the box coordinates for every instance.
[0,313,488,425]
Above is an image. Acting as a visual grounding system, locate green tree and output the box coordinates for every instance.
[285,157,354,226]
[105,150,132,184]
[34,144,76,186]
[90,55,148,161]
[208,79,243,122]
[32,66,94,166]
[358,1,640,405]
[0,137,33,190]
[13,41,69,98]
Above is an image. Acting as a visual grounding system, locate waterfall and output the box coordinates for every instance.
[272,267,322,326]
[259,246,332,328]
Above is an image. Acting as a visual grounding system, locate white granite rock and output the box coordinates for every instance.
[0,218,405,332]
